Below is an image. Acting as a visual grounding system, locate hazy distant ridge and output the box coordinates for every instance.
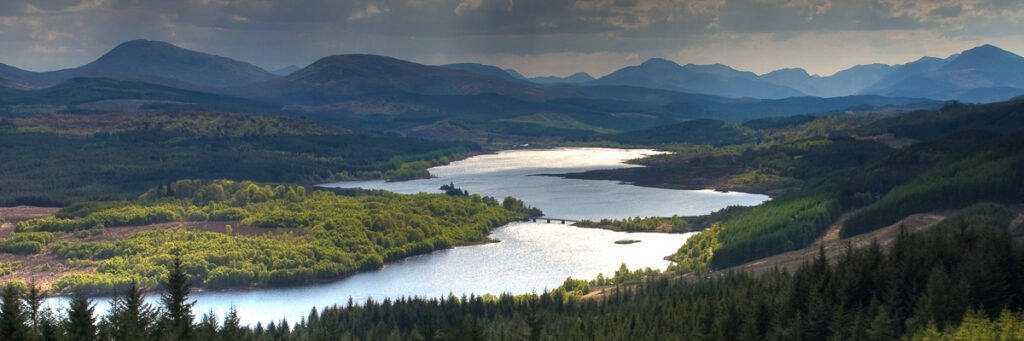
[0,40,277,90]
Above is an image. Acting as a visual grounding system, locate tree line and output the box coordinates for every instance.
[576,216,690,233]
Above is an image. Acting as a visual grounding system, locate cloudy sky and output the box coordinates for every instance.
[1,0,1023,77]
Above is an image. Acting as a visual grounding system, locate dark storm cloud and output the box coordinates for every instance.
[1,0,1022,76]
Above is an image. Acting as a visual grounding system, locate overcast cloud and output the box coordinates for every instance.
[1,0,1022,77]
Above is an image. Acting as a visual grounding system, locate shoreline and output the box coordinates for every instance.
[572,223,693,234]
[543,168,786,197]
[1,212,519,298]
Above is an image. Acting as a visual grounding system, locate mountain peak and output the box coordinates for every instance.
[98,40,189,61]
[311,54,401,66]
[72,39,276,89]
[566,72,594,80]
[112,39,176,50]
[682,63,743,75]
[942,44,1024,75]
[762,68,812,78]
[639,58,682,69]
[955,44,1022,62]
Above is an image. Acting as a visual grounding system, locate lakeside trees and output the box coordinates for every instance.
[576,215,690,233]
[11,180,538,295]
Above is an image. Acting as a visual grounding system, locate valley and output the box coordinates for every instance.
[1,36,1023,340]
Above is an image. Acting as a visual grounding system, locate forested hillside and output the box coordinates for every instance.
[662,100,1024,271]
[0,112,474,205]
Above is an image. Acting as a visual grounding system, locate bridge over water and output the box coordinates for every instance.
[522,217,579,224]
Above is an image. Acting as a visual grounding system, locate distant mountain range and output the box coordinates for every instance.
[441,45,1024,103]
[6,38,1022,140]
[2,39,1020,103]
[758,45,1024,102]
[761,64,895,98]
[589,59,805,99]
[868,45,1024,102]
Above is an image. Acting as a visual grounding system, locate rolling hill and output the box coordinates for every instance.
[237,54,557,104]
[590,58,806,99]
[3,40,277,90]
[0,77,279,113]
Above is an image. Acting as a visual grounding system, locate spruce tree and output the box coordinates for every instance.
[106,281,157,341]
[21,282,58,341]
[0,284,37,341]
[64,293,96,341]
[219,306,245,341]
[867,306,896,341]
[159,256,195,341]
[22,282,45,328]
[35,307,62,341]
[194,311,218,341]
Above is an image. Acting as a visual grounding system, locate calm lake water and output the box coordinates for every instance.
[53,148,769,324]
[321,148,768,219]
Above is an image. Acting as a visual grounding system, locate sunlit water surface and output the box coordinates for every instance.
[50,148,769,324]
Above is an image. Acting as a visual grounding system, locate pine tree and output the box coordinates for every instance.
[22,282,45,328]
[219,306,245,341]
[906,321,943,341]
[953,309,996,340]
[867,306,896,341]
[21,282,57,341]
[35,307,63,341]
[527,313,542,341]
[0,284,37,341]
[158,256,195,341]
[65,293,96,341]
[914,265,961,330]
[194,311,218,341]
[106,281,157,341]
